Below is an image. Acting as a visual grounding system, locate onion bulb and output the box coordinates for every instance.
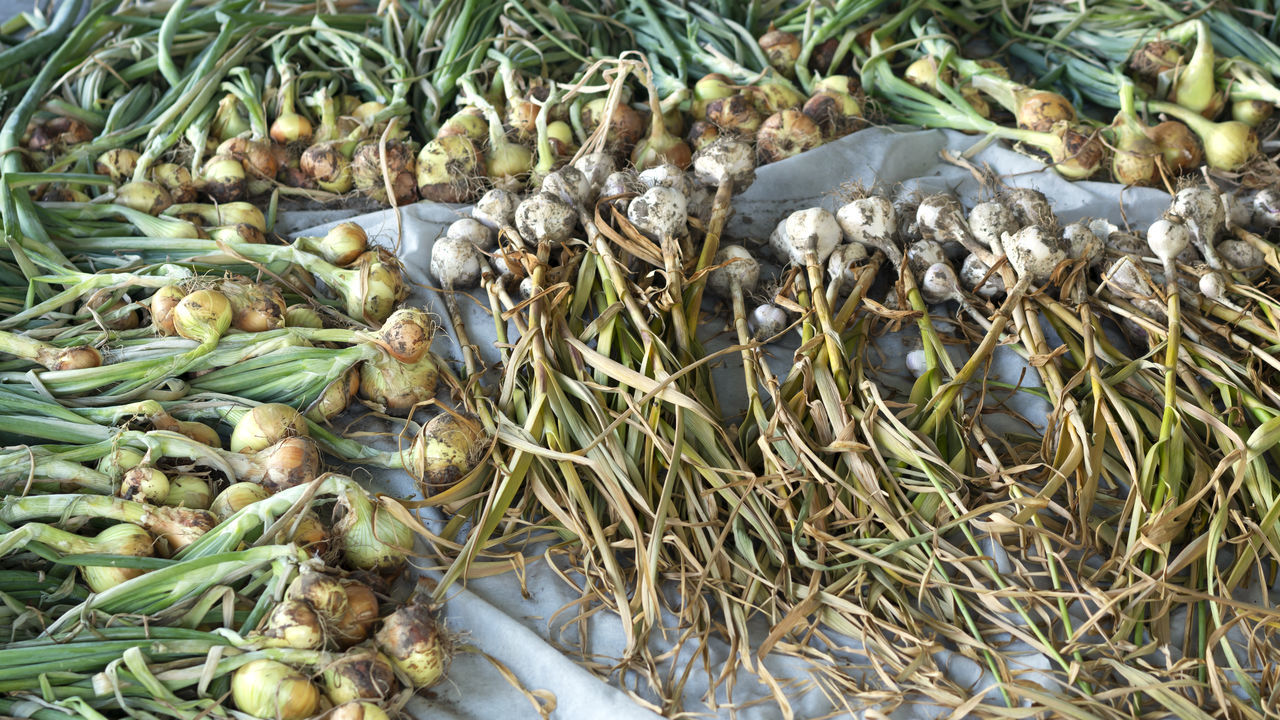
[1231,99,1273,128]
[97,447,144,480]
[201,155,246,203]
[80,523,155,591]
[172,289,232,344]
[220,281,286,333]
[358,350,439,415]
[306,368,360,423]
[258,598,325,650]
[345,250,406,323]
[1150,121,1203,173]
[376,308,434,364]
[336,490,413,575]
[686,120,720,151]
[704,94,762,137]
[315,223,370,267]
[331,702,391,720]
[784,207,841,264]
[210,482,270,519]
[230,403,309,454]
[692,74,736,119]
[375,595,448,688]
[96,149,140,184]
[119,466,170,505]
[332,579,380,648]
[756,110,823,164]
[232,659,320,720]
[802,91,862,138]
[285,305,325,329]
[582,97,644,152]
[416,135,482,203]
[759,28,801,77]
[163,475,212,510]
[287,568,349,623]
[351,141,418,205]
[242,437,321,493]
[116,181,173,215]
[405,413,487,492]
[323,649,398,703]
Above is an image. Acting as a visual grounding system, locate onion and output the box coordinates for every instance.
[79,289,139,330]
[1150,101,1257,171]
[165,201,266,231]
[173,289,232,344]
[1149,121,1203,173]
[1170,21,1220,116]
[582,97,644,152]
[116,181,173,215]
[201,155,246,202]
[162,475,212,509]
[747,82,805,115]
[351,140,418,205]
[323,649,398,703]
[96,148,140,184]
[232,659,320,720]
[1231,99,1273,128]
[301,142,354,193]
[375,595,448,688]
[905,56,952,93]
[285,304,325,329]
[288,513,330,555]
[244,437,322,493]
[218,137,279,195]
[333,579,380,648]
[437,107,488,141]
[1015,91,1076,133]
[336,490,413,575]
[760,28,801,77]
[230,403,309,454]
[26,116,92,150]
[220,281,286,333]
[691,74,736,118]
[80,523,155,591]
[416,135,482,203]
[548,120,576,158]
[287,568,349,623]
[306,367,360,422]
[97,447,144,480]
[345,250,406,323]
[317,223,370,267]
[359,351,439,415]
[376,308,435,364]
[259,598,325,649]
[29,343,101,371]
[686,120,720,151]
[756,110,823,164]
[210,482,270,519]
[40,185,91,202]
[802,91,862,138]
[405,413,487,492]
[119,466,170,505]
[207,223,265,244]
[704,94,762,137]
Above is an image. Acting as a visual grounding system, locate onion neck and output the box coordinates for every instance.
[1173,21,1217,114]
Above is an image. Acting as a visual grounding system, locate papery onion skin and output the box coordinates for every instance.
[287,569,349,623]
[244,436,322,493]
[332,579,381,648]
[408,413,487,494]
[210,481,270,519]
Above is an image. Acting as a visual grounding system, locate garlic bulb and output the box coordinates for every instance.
[446,218,496,251]
[748,303,789,339]
[430,236,484,290]
[708,245,760,298]
[514,192,576,246]
[783,207,841,264]
[471,188,518,231]
[906,239,947,276]
[960,253,1005,299]
[1002,225,1068,283]
[691,138,756,190]
[836,196,899,265]
[967,201,1017,252]
[627,186,688,240]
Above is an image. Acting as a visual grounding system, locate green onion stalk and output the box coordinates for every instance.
[0,492,215,556]
[0,264,195,331]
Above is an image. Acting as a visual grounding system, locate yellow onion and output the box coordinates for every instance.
[213,93,250,141]
[231,404,311,455]
[1150,101,1257,171]
[746,81,805,115]
[547,120,576,157]
[285,304,325,329]
[207,223,265,244]
[26,116,92,151]
[323,649,398,703]
[301,141,354,193]
[351,141,418,205]
[344,251,405,324]
[704,94,762,137]
[1128,40,1183,89]
[375,595,448,688]
[116,181,173,215]
[756,109,823,163]
[177,420,222,448]
[686,120,720,151]
[79,288,139,330]
[201,155,246,203]
[219,281,286,333]
[163,475,212,509]
[164,201,266,231]
[316,223,369,267]
[358,351,439,415]
[801,91,862,138]
[904,56,952,93]
[287,569,348,622]
[242,437,322,493]
[376,307,434,363]
[151,506,218,552]
[97,447,144,480]
[1170,21,1220,117]
[34,344,101,371]
[40,185,91,202]
[258,598,325,649]
[217,137,279,192]
[210,481,271,519]
[959,86,990,119]
[306,368,359,423]
[231,659,320,720]
[80,523,155,591]
[288,512,330,555]
[1111,82,1161,187]
[1044,123,1105,180]
[416,135,482,203]
[405,413,486,494]
[1232,99,1273,128]
[1016,91,1076,133]
[813,75,862,98]
[150,163,197,204]
[332,579,380,648]
[330,702,391,720]
[759,27,801,78]
[582,97,645,153]
[436,107,488,141]
[95,148,140,184]
[173,289,232,344]
[505,94,541,143]
[692,74,736,118]
[1150,120,1203,173]
[336,490,413,575]
[119,466,170,505]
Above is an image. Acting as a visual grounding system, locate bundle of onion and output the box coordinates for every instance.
[375,591,448,688]
[0,521,153,592]
[232,659,320,720]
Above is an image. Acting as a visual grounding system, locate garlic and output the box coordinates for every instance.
[539,166,591,209]
[514,192,576,246]
[906,239,947,276]
[708,245,760,298]
[1002,225,1068,283]
[967,201,1018,252]
[1062,222,1102,264]
[920,262,963,304]
[627,186,688,240]
[783,207,841,264]
[960,253,1005,299]
[1252,188,1280,227]
[637,164,692,197]
[826,244,868,286]
[1003,187,1054,226]
[446,218,495,251]
[1173,185,1226,268]
[748,303,789,339]
[691,138,756,190]
[430,236,483,290]
[573,151,616,199]
[836,196,900,266]
[471,188,519,231]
